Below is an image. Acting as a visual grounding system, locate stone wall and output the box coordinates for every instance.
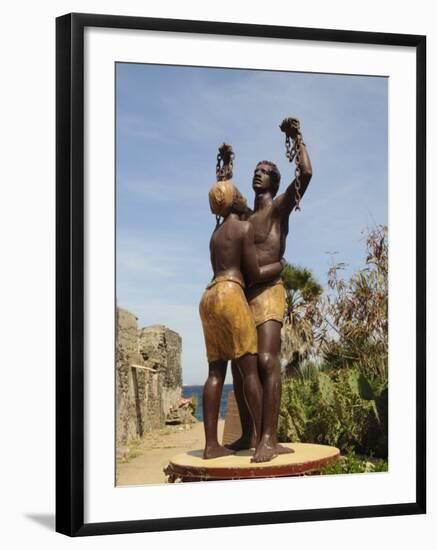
[116,308,183,447]
[139,325,182,418]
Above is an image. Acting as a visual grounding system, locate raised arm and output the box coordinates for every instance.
[276,120,313,216]
[241,223,283,285]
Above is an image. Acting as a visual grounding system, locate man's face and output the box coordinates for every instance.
[252,163,273,194]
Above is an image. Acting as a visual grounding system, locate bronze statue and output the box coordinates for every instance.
[199,145,284,459]
[227,117,313,462]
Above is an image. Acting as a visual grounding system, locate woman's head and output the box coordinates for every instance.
[208,180,247,218]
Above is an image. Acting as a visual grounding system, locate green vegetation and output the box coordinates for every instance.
[317,447,388,475]
[188,396,197,416]
[278,226,388,461]
[280,264,323,376]
[278,362,387,457]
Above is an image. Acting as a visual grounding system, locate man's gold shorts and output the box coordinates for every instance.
[199,276,257,363]
[247,279,286,327]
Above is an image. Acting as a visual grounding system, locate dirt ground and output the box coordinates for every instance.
[116,420,224,486]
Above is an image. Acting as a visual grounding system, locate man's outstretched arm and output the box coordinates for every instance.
[276,132,312,216]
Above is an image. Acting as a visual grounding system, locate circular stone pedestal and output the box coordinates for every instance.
[165,443,340,482]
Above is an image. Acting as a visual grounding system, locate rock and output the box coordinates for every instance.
[165,404,198,426]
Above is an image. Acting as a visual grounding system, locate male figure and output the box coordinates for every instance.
[229,118,313,462]
[199,180,284,459]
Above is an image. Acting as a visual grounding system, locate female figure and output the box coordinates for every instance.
[200,180,284,458]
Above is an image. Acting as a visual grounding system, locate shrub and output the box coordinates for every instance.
[278,226,388,459]
[322,225,388,382]
[278,361,388,458]
[317,446,388,475]
[188,396,197,416]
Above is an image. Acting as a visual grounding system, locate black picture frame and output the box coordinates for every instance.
[56,12,426,537]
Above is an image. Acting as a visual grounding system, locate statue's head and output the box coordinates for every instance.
[208,180,248,218]
[252,161,281,197]
[230,187,249,215]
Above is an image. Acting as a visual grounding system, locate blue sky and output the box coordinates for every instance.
[116,63,388,385]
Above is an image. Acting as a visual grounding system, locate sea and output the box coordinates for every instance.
[182,384,233,422]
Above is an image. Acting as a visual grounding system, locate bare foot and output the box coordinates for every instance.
[225,437,257,451]
[251,440,278,463]
[203,445,235,459]
[274,443,294,455]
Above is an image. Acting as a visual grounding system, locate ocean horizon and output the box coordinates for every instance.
[183,384,233,422]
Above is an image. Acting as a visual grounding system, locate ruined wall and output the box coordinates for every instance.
[116,309,183,447]
[139,325,183,420]
[116,308,140,446]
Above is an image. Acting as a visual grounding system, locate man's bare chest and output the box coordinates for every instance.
[249,208,281,245]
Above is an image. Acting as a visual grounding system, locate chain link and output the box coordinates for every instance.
[284,131,303,211]
[216,144,235,181]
